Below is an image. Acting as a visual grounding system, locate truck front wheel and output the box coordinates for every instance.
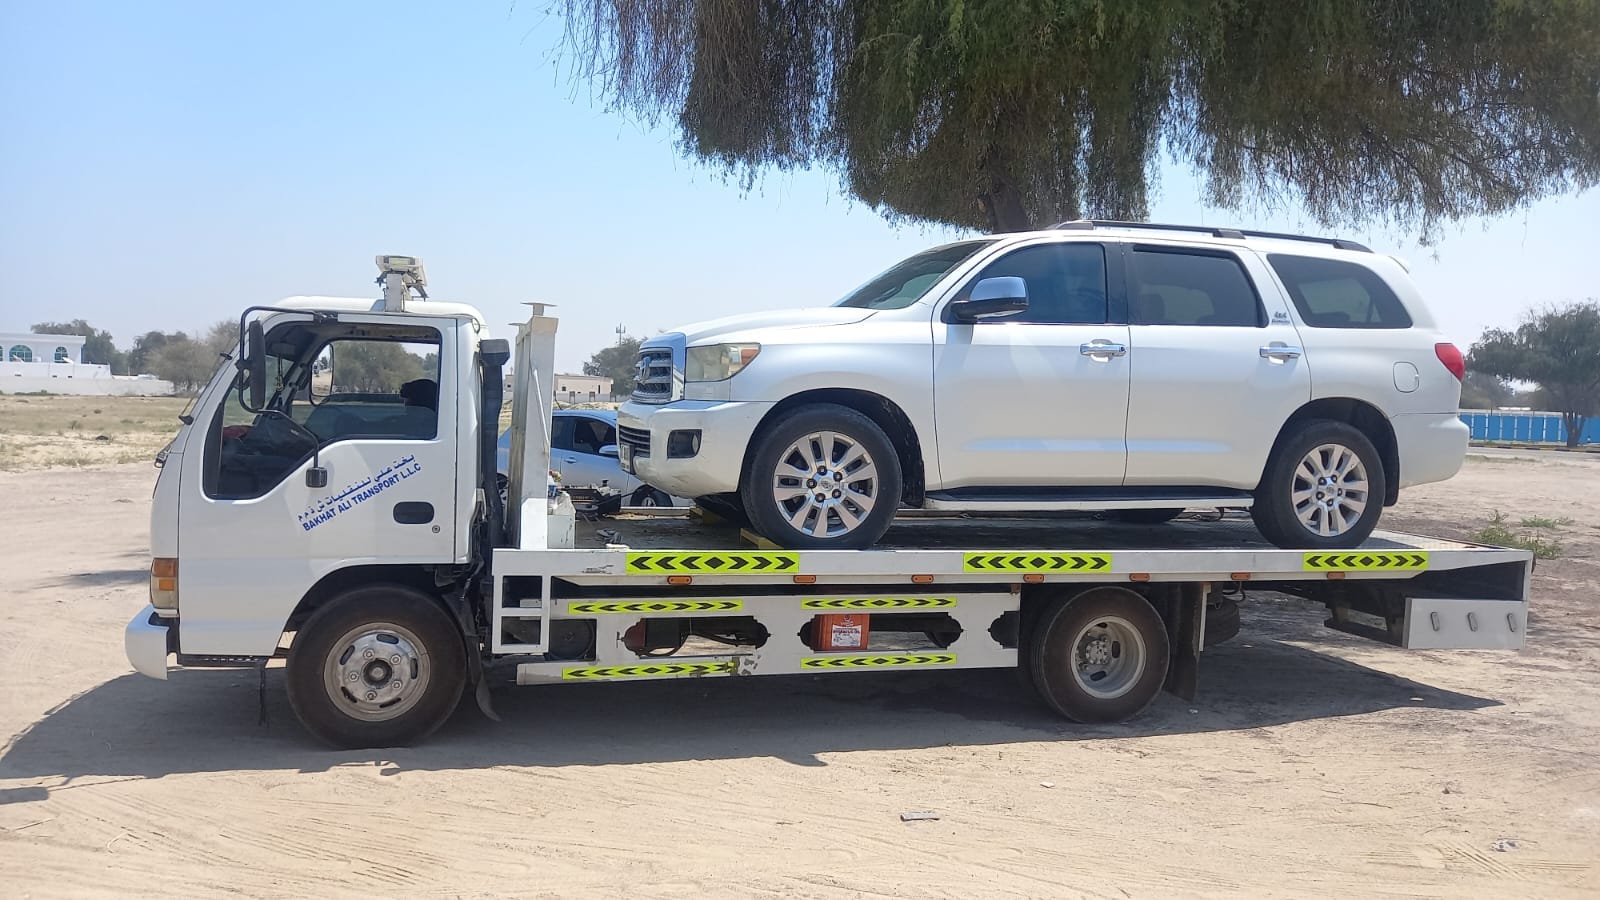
[286,585,466,749]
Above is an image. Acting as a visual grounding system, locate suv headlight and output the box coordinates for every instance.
[685,343,760,382]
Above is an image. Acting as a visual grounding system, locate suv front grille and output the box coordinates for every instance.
[631,348,675,403]
[617,424,651,459]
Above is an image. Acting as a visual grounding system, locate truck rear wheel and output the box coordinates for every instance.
[286,585,466,749]
[741,403,902,550]
[1028,587,1169,723]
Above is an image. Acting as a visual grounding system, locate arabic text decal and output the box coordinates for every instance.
[297,455,422,531]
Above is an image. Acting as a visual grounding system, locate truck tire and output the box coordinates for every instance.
[1252,419,1386,549]
[741,403,902,550]
[1028,587,1169,723]
[286,585,466,749]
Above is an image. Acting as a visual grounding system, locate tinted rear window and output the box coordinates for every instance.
[1268,254,1413,329]
[1128,248,1264,327]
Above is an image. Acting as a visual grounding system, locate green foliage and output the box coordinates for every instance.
[1459,370,1531,410]
[558,0,1600,234]
[1519,515,1573,529]
[1473,510,1562,558]
[583,334,644,395]
[149,337,221,393]
[31,319,127,373]
[331,342,431,393]
[1470,301,1600,447]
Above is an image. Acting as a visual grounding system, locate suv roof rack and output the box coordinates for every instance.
[1050,219,1372,253]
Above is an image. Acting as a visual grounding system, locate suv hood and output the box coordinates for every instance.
[670,308,876,345]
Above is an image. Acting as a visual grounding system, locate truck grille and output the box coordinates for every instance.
[632,348,675,403]
[618,424,651,459]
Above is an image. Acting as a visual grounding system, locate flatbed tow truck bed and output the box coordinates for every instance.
[491,511,1532,707]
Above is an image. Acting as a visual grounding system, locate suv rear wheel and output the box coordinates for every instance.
[741,404,902,550]
[1253,419,1386,549]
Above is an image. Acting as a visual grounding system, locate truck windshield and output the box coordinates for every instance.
[833,240,993,310]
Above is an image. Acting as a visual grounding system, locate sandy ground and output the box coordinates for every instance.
[1,455,1597,898]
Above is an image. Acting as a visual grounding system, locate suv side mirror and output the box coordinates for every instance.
[598,444,620,459]
[948,276,1029,322]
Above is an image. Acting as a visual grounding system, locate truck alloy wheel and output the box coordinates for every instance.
[742,403,902,549]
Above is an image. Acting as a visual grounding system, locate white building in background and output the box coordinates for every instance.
[1,331,174,396]
[553,373,613,402]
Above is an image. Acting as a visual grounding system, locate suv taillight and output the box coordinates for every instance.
[1434,343,1465,381]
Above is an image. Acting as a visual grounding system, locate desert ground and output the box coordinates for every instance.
[0,396,1596,897]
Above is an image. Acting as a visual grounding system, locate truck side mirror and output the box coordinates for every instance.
[246,320,267,410]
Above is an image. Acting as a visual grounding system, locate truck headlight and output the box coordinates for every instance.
[685,343,760,382]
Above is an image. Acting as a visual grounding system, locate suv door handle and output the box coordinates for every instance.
[1259,345,1304,360]
[1080,341,1128,359]
[563,455,579,463]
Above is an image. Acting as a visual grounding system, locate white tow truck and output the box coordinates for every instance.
[125,256,1534,748]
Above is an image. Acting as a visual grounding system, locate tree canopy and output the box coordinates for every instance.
[584,334,644,396]
[558,0,1600,233]
[1470,301,1600,446]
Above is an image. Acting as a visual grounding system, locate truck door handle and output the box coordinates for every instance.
[1259,345,1304,360]
[1080,341,1128,359]
[393,502,434,524]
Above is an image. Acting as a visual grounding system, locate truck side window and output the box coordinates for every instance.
[964,243,1108,325]
[205,326,441,500]
[1128,247,1264,327]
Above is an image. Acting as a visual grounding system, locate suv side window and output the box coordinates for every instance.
[962,243,1108,325]
[1268,254,1414,329]
[1128,247,1264,327]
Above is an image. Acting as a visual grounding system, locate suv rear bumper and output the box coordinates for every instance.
[1393,412,1469,488]
[618,399,775,499]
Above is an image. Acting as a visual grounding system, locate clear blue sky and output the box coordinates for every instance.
[2,1,1596,371]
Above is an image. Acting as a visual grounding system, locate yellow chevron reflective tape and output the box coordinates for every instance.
[800,653,957,670]
[626,551,799,575]
[800,596,957,610]
[963,552,1112,574]
[1302,551,1429,571]
[561,661,736,680]
[567,599,744,614]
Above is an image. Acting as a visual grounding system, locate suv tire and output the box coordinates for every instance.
[741,403,902,550]
[1253,419,1386,549]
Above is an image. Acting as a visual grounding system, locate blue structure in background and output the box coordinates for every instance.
[1460,411,1599,445]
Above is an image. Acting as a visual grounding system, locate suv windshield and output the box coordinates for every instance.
[834,240,992,310]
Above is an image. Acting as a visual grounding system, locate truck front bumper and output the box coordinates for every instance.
[125,604,174,680]
[617,399,776,499]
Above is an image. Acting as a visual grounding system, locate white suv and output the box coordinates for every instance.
[617,220,1468,550]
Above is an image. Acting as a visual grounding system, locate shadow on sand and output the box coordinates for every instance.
[0,609,1496,795]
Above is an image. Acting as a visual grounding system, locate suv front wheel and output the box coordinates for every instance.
[1253,419,1386,549]
[742,404,902,550]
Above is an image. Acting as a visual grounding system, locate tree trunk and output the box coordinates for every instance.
[1564,412,1584,448]
[977,177,1032,233]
